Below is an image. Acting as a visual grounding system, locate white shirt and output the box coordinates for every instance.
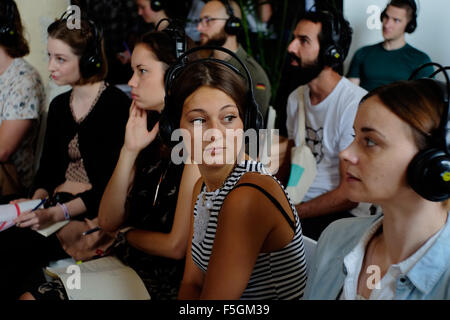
[341,217,443,300]
[286,77,367,201]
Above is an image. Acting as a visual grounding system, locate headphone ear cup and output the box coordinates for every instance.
[224,16,242,35]
[405,15,417,33]
[79,21,103,79]
[160,62,187,147]
[0,0,16,45]
[323,45,343,68]
[151,0,163,12]
[407,148,450,202]
[0,25,15,45]
[80,54,103,79]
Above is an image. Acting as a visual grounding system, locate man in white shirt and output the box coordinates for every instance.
[280,8,367,240]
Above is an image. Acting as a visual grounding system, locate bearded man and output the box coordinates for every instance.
[281,8,367,240]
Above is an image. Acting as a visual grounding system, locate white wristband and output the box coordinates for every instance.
[57,202,70,220]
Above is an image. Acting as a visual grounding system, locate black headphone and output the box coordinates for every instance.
[151,0,164,12]
[159,45,264,147]
[320,9,345,68]
[220,0,242,35]
[156,18,187,59]
[380,0,417,34]
[59,10,104,79]
[407,62,450,202]
[0,0,16,45]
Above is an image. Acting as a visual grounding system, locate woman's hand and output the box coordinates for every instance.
[14,205,63,230]
[116,50,131,65]
[123,102,160,155]
[58,217,117,261]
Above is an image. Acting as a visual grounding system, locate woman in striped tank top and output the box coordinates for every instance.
[160,58,307,299]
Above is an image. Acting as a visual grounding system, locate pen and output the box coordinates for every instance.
[123,41,131,56]
[82,226,101,236]
[31,198,47,212]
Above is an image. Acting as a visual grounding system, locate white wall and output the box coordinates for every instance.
[16,0,71,106]
[343,0,450,74]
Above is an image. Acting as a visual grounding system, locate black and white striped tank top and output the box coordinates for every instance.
[192,160,307,299]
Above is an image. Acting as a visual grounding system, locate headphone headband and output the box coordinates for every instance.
[165,45,256,103]
[156,18,187,59]
[409,62,450,154]
[321,10,344,66]
[220,0,242,35]
[222,0,235,17]
[406,62,450,201]
[382,0,418,33]
[57,9,104,79]
[303,6,348,68]
[160,45,264,147]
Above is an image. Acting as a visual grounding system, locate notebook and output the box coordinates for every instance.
[36,220,70,237]
[45,256,151,300]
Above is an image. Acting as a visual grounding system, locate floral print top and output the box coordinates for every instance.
[0,58,45,189]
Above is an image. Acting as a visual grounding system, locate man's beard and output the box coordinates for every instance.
[203,29,227,47]
[288,52,324,86]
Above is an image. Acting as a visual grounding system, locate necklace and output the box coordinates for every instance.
[200,162,238,210]
[70,81,106,123]
[202,187,220,211]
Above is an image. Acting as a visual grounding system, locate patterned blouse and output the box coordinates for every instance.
[0,58,45,189]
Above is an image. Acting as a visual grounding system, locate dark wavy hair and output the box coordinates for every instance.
[0,0,29,58]
[299,8,353,71]
[135,31,179,70]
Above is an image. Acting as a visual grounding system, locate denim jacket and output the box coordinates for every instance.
[304,213,450,300]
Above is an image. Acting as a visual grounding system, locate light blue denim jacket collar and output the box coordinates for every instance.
[304,212,450,300]
[406,212,450,295]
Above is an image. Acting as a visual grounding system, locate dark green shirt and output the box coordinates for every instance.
[347,42,433,91]
[228,45,271,122]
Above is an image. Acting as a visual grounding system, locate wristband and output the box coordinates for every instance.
[57,202,71,220]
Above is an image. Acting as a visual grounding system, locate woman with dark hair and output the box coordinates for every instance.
[0,0,45,200]
[0,15,130,300]
[97,31,200,300]
[19,31,200,300]
[164,59,307,300]
[304,79,450,300]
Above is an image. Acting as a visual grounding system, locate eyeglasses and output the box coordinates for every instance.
[195,16,228,27]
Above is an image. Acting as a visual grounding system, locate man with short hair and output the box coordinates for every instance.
[281,8,367,240]
[197,0,271,121]
[347,0,433,91]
